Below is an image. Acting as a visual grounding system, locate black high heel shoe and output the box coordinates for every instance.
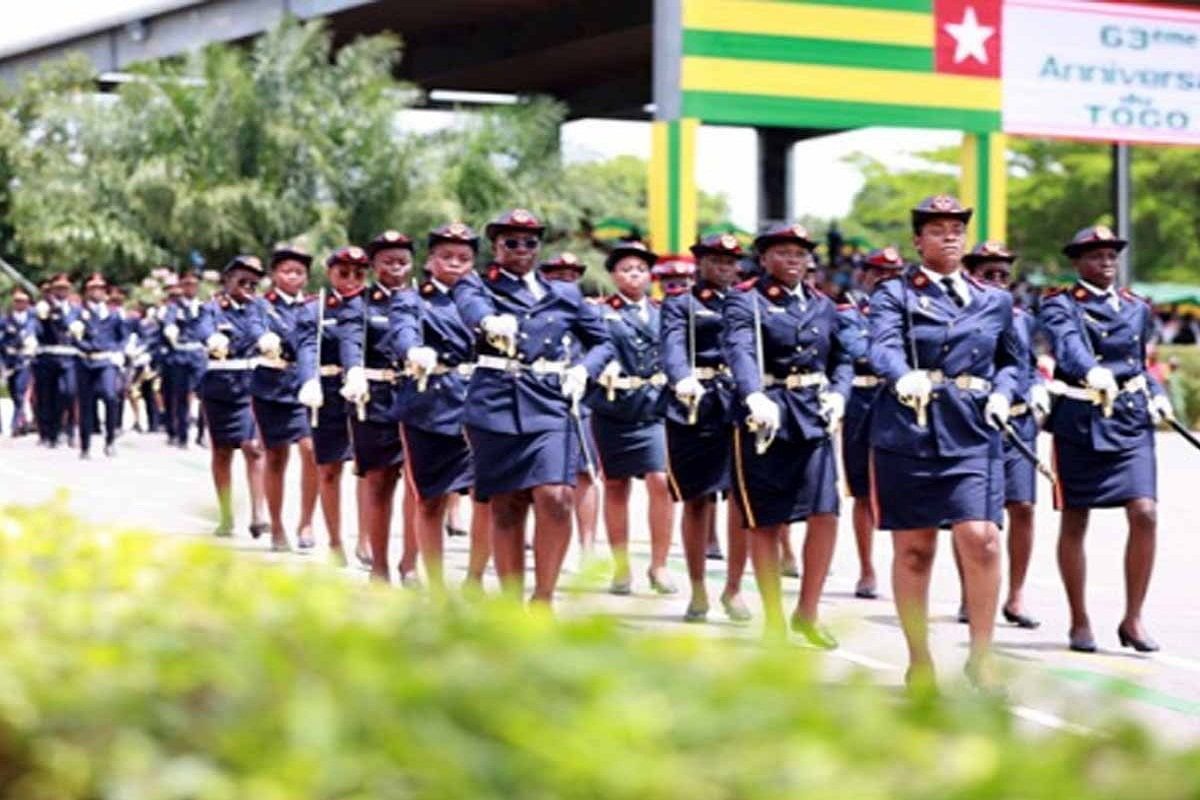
[1117,625,1159,653]
[1002,607,1041,629]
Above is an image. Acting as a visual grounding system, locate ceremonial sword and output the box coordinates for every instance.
[562,334,599,482]
[991,414,1057,486]
[745,289,775,455]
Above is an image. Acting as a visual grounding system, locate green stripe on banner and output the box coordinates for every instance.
[681,91,1001,133]
[764,0,932,11]
[667,122,681,253]
[682,30,933,73]
[977,135,991,240]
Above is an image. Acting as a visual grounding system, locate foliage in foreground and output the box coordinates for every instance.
[0,501,1198,799]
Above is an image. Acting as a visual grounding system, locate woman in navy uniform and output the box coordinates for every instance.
[2,288,38,435]
[249,246,319,552]
[296,246,371,564]
[452,209,612,605]
[33,273,80,448]
[161,271,207,448]
[72,273,131,458]
[196,255,268,539]
[724,223,851,645]
[961,242,1048,630]
[586,241,678,595]
[537,253,601,564]
[661,233,751,624]
[868,195,1021,688]
[1039,225,1172,653]
[835,246,905,600]
[348,230,419,581]
[388,222,490,591]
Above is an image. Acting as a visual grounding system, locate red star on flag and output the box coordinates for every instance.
[935,0,1001,78]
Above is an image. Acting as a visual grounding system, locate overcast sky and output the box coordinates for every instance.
[8,1,954,227]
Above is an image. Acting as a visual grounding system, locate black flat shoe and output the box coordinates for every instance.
[445,523,468,538]
[854,581,878,600]
[1002,607,1041,629]
[790,617,838,650]
[248,522,269,540]
[1117,625,1160,653]
[705,544,724,560]
[1069,631,1097,653]
[957,605,969,624]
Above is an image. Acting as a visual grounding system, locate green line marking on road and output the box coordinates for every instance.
[1052,667,1200,718]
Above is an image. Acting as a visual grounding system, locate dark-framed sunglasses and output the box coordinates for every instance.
[234,277,260,289]
[503,237,540,250]
[980,269,1012,282]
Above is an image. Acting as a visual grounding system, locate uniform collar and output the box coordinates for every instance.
[1078,278,1116,298]
[273,288,301,306]
[430,277,451,295]
[616,291,647,309]
[373,282,395,298]
[920,265,970,305]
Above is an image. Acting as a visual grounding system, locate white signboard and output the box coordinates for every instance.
[1002,0,1200,145]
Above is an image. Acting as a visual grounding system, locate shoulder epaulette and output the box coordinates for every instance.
[1120,287,1151,306]
[486,266,501,282]
[836,302,854,311]
[1042,286,1065,298]
[734,277,758,292]
[265,290,278,302]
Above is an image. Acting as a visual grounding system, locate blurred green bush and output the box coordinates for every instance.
[1159,345,1200,427]
[1,499,1199,799]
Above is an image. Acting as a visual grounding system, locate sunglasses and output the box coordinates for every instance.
[502,237,540,250]
[980,269,1011,282]
[235,278,259,289]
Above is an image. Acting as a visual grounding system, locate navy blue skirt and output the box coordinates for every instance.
[1052,436,1155,510]
[351,417,404,476]
[202,396,257,447]
[591,415,666,480]
[312,401,352,465]
[841,425,871,499]
[465,424,577,502]
[665,419,731,502]
[1003,433,1037,505]
[871,446,1004,531]
[733,426,839,528]
[401,424,472,499]
[573,408,599,478]
[252,396,310,450]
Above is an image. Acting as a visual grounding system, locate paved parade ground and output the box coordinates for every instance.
[4,411,1199,746]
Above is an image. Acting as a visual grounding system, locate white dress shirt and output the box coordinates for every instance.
[920,265,971,308]
[1078,278,1121,312]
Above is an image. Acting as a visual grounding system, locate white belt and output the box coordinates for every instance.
[206,358,254,371]
[84,351,121,363]
[363,368,396,382]
[851,375,881,389]
[609,372,667,390]
[927,371,991,393]
[432,363,475,377]
[1010,403,1029,417]
[38,345,79,356]
[762,372,828,391]
[691,365,728,381]
[1048,375,1146,403]
[319,365,344,377]
[174,342,205,352]
[256,357,294,371]
[476,355,567,376]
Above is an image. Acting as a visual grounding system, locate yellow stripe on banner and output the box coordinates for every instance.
[648,122,670,253]
[684,0,932,48]
[682,57,1001,112]
[988,132,1008,244]
[677,118,698,251]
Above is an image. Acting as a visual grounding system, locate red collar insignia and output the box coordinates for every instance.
[698,288,714,302]
[607,295,625,310]
[486,266,501,282]
[420,282,435,297]
[1072,286,1088,301]
[765,284,783,300]
[326,295,340,308]
[266,291,278,302]
[911,272,929,289]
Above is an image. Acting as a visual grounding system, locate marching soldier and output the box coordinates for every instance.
[349,230,420,582]
[652,255,696,298]
[961,242,1048,629]
[2,287,38,435]
[586,241,678,595]
[159,285,182,442]
[661,233,751,623]
[296,246,371,564]
[132,300,166,433]
[386,223,490,591]
[836,246,906,600]
[451,208,612,605]
[73,273,131,458]
[250,246,319,552]
[33,273,80,448]
[868,195,1021,689]
[161,271,207,448]
[197,255,269,538]
[724,223,851,645]
[537,252,601,562]
[1040,225,1171,653]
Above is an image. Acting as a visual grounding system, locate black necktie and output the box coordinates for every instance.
[940,277,965,308]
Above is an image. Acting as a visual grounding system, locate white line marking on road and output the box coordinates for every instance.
[1011,705,1093,735]
[831,649,902,672]
[1149,653,1200,675]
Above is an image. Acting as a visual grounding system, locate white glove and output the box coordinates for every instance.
[257,331,281,357]
[819,392,845,434]
[339,365,370,405]
[1030,383,1051,418]
[22,335,38,356]
[1085,366,1118,394]
[35,301,49,320]
[298,378,324,409]
[481,314,518,338]
[124,334,140,357]
[111,352,126,369]
[163,324,180,345]
[406,346,438,372]
[745,391,780,435]
[68,319,85,339]
[985,393,1010,430]
[1150,394,1174,423]
[561,364,589,403]
[600,361,622,380]
[895,369,932,402]
[206,332,230,357]
[674,375,705,401]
